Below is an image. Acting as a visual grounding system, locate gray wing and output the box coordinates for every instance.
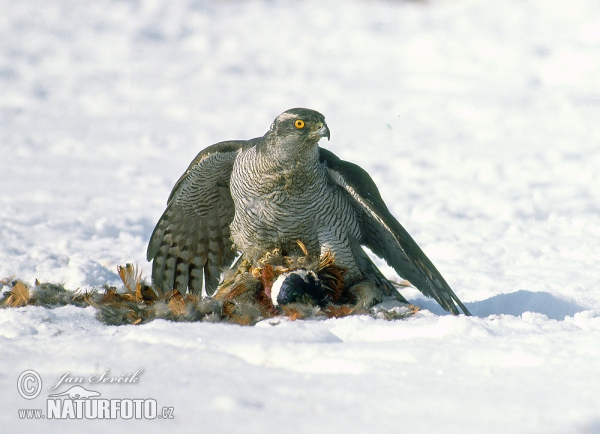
[147,141,245,295]
[320,148,470,315]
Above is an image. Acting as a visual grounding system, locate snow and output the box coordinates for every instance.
[1,0,600,432]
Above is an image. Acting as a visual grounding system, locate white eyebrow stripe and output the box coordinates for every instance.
[275,112,297,122]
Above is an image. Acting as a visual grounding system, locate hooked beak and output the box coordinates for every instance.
[315,123,330,141]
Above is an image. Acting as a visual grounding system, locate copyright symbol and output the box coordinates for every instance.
[17,370,42,400]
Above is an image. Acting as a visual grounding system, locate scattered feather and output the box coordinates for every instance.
[167,290,186,316]
[2,281,30,307]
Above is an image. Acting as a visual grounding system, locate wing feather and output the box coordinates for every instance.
[320,148,470,315]
[147,141,245,295]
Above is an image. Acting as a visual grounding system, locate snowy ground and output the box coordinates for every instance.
[1,0,600,432]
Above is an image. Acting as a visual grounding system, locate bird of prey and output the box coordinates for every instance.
[147,108,470,315]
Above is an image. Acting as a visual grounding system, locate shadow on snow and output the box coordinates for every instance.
[409,290,586,320]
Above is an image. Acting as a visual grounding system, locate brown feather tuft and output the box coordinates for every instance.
[167,290,186,316]
[3,281,30,307]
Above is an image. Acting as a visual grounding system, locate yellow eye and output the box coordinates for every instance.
[294,119,305,129]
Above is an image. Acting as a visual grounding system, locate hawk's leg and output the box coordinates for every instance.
[348,279,410,310]
[347,280,383,309]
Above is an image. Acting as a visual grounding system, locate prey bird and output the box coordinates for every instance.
[147,108,470,315]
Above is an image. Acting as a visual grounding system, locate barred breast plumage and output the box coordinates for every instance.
[147,108,470,315]
[229,138,363,282]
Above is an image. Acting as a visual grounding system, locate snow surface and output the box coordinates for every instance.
[1,0,600,432]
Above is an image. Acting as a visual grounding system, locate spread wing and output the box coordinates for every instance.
[147,141,245,295]
[320,148,470,315]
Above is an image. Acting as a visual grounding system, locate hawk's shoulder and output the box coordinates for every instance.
[168,140,249,203]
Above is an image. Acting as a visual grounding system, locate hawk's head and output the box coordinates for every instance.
[268,108,330,144]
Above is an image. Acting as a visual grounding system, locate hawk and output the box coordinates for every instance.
[147,108,470,315]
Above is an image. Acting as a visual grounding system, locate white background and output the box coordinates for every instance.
[1,0,599,432]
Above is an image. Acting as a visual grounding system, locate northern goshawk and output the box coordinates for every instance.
[147,108,470,315]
